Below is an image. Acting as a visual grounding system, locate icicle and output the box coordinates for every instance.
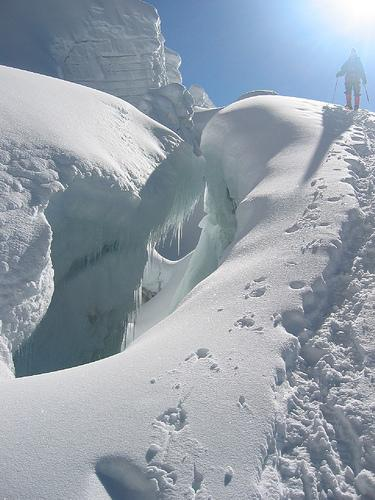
[134,281,143,313]
[177,221,182,256]
[121,318,128,352]
[125,312,136,348]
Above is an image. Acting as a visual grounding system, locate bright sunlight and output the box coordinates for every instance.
[316,0,375,35]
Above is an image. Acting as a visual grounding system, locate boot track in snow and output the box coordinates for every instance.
[260,110,375,499]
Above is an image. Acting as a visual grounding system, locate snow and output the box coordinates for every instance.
[0,0,170,106]
[355,469,375,497]
[0,0,198,143]
[165,47,183,85]
[189,84,216,109]
[138,83,198,147]
[237,89,279,101]
[0,65,202,376]
[1,62,374,499]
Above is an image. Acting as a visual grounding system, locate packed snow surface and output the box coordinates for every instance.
[1,69,375,499]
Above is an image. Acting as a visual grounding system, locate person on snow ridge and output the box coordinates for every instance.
[336,48,367,110]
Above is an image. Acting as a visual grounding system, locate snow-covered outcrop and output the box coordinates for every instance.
[189,84,216,109]
[0,0,170,107]
[0,0,215,149]
[0,65,203,377]
[1,71,374,498]
[0,0,185,113]
[138,83,197,147]
[165,47,183,85]
[0,0,208,147]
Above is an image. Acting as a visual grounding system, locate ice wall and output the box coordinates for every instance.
[0,0,211,146]
[0,0,179,107]
[0,66,203,376]
[165,47,183,85]
[138,83,198,146]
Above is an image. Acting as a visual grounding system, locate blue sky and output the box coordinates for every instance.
[151,0,375,111]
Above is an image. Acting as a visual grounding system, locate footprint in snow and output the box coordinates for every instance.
[304,212,320,221]
[96,456,158,500]
[146,444,161,463]
[192,464,204,493]
[157,403,187,431]
[310,178,323,187]
[245,277,266,289]
[185,348,219,371]
[234,315,255,328]
[185,348,211,361]
[147,462,178,489]
[224,466,234,486]
[245,286,267,298]
[244,278,267,298]
[285,223,300,234]
[237,395,247,408]
[351,133,364,141]
[253,276,267,283]
[285,260,298,267]
[307,202,319,210]
[289,280,306,290]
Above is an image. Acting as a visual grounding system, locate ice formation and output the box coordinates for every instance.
[0,0,205,142]
[0,65,203,376]
[0,3,375,497]
[189,84,216,109]
[0,0,173,106]
[165,47,183,85]
[138,83,197,146]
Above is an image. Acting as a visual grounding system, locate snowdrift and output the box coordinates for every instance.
[1,69,375,498]
[0,65,202,377]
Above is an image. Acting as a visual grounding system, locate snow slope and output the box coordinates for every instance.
[0,65,202,377]
[1,81,374,498]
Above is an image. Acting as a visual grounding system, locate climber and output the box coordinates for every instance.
[336,49,367,110]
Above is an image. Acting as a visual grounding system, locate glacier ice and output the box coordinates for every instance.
[189,84,216,109]
[0,0,170,106]
[165,47,183,85]
[0,65,203,376]
[0,0,215,151]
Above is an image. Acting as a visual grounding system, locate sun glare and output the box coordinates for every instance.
[316,0,375,35]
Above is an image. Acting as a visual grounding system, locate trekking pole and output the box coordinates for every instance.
[365,85,370,103]
[332,78,338,103]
